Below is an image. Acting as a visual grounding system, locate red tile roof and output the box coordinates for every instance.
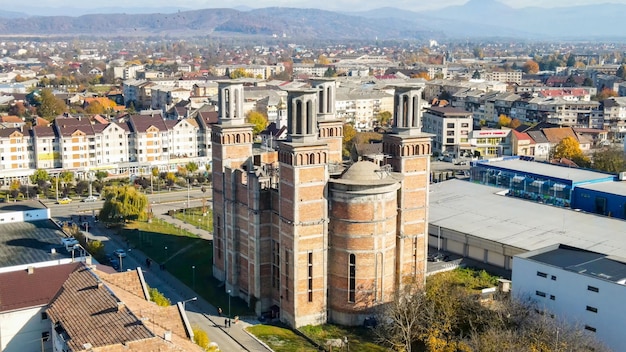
[0,262,81,312]
[47,266,154,351]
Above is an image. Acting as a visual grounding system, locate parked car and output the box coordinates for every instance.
[113,249,127,258]
[108,257,120,270]
[83,195,98,202]
[427,252,450,262]
[58,197,72,204]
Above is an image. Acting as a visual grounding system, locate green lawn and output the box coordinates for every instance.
[300,324,388,352]
[246,325,319,352]
[171,207,213,232]
[121,219,252,316]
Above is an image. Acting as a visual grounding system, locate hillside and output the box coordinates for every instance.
[0,7,437,40]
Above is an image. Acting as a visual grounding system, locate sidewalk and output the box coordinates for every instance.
[95,221,271,352]
[153,210,214,241]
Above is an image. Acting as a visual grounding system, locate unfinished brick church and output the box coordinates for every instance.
[211,79,432,328]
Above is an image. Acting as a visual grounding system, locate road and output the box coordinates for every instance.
[47,188,269,352]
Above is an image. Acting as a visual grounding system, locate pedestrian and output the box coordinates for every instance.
[228,319,231,327]
[224,318,228,328]
[218,307,222,316]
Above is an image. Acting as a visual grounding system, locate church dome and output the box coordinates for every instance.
[341,161,385,182]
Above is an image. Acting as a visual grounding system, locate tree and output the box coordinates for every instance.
[472,47,484,59]
[595,87,618,101]
[472,69,481,79]
[592,147,626,173]
[75,180,89,196]
[85,101,105,114]
[373,281,425,352]
[149,287,171,306]
[94,171,108,182]
[522,60,540,74]
[342,123,357,157]
[375,111,392,127]
[99,186,148,223]
[30,169,49,186]
[246,111,268,135]
[317,54,330,65]
[566,54,576,67]
[497,114,512,128]
[186,162,199,175]
[36,88,67,119]
[553,136,590,167]
[323,66,337,77]
[509,118,522,129]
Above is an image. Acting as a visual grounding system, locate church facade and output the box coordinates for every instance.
[212,79,432,328]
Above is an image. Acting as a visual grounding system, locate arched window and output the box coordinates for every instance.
[349,254,356,303]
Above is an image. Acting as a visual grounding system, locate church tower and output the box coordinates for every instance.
[277,88,330,327]
[311,78,343,165]
[382,84,432,288]
[211,81,254,293]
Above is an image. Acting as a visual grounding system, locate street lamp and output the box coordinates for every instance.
[117,252,123,272]
[192,265,196,289]
[227,289,232,328]
[181,296,197,310]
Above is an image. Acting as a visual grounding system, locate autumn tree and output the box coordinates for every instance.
[99,185,148,223]
[246,111,268,135]
[36,88,67,120]
[595,87,618,101]
[85,101,106,114]
[592,147,626,173]
[317,54,330,65]
[553,136,590,167]
[497,114,512,128]
[342,123,357,157]
[522,60,540,74]
[375,111,392,127]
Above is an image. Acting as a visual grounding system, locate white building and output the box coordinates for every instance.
[422,106,473,157]
[513,244,625,352]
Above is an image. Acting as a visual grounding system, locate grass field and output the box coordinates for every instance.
[121,218,252,316]
[300,324,388,352]
[171,207,213,232]
[246,325,320,352]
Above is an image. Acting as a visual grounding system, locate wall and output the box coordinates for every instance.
[512,257,626,351]
[0,208,49,224]
[0,306,51,352]
[571,188,626,220]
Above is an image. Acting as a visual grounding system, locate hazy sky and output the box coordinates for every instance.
[4,0,626,12]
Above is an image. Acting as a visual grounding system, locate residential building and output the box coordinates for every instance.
[602,97,626,140]
[0,127,34,173]
[212,80,432,328]
[422,106,473,157]
[0,263,81,352]
[128,115,172,163]
[513,244,625,352]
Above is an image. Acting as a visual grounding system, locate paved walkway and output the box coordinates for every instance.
[91,220,271,352]
[152,206,214,241]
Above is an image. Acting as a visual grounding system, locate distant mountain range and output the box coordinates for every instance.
[0,0,624,40]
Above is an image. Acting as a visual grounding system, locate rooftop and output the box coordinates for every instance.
[0,219,73,268]
[0,262,81,312]
[519,244,626,284]
[429,179,626,257]
[474,158,615,184]
[0,200,48,213]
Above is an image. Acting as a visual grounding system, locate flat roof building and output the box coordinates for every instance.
[514,244,626,351]
[428,179,626,270]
